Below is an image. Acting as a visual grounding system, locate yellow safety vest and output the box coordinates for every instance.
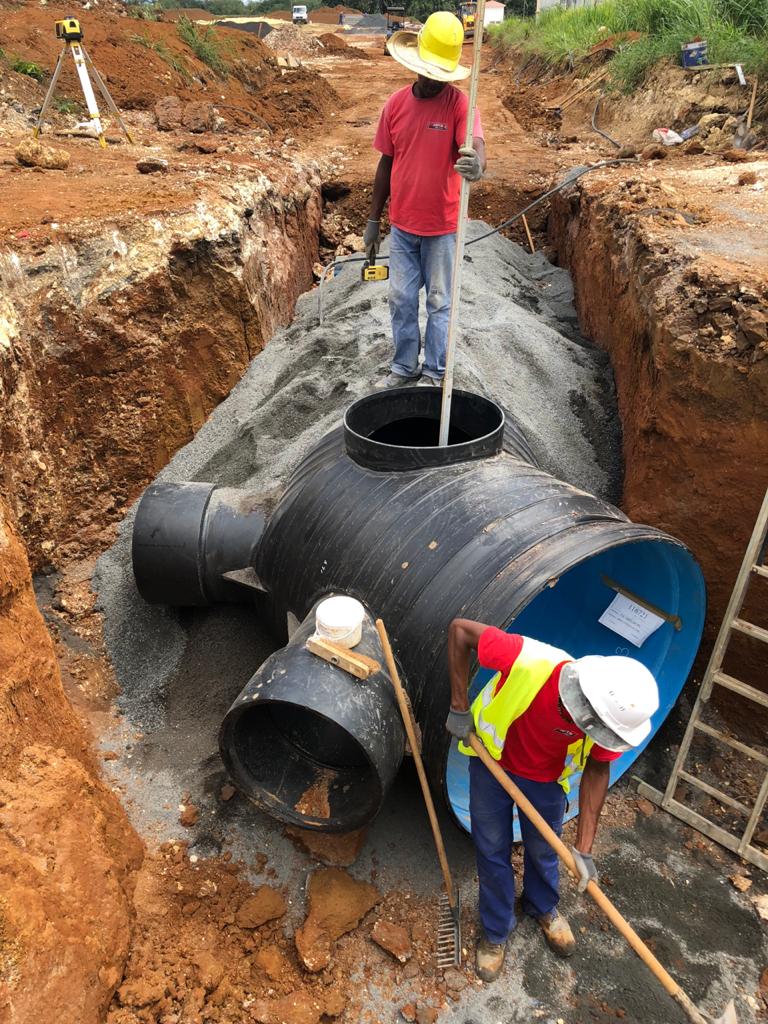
[458,636,593,794]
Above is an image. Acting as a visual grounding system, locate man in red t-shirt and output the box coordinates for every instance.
[364,12,485,387]
[445,618,659,982]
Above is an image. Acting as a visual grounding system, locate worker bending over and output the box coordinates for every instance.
[446,620,659,982]
[365,12,485,387]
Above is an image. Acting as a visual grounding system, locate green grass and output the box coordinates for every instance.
[126,4,161,19]
[53,96,81,114]
[10,56,45,81]
[176,16,230,78]
[129,31,193,80]
[490,0,768,91]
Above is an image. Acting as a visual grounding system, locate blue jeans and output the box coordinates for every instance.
[469,757,566,945]
[388,226,455,380]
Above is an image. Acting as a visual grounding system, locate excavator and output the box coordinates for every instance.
[458,1,476,37]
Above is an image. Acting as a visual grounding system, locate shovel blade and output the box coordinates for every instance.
[712,1000,738,1024]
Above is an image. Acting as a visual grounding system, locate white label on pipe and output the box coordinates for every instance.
[598,593,666,648]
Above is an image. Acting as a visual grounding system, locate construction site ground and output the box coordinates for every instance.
[1,5,768,1024]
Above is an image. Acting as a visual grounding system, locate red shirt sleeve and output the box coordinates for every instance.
[373,100,394,157]
[478,628,523,673]
[589,744,623,763]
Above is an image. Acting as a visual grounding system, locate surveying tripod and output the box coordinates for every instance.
[34,18,133,149]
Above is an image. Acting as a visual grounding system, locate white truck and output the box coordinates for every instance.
[292,4,309,23]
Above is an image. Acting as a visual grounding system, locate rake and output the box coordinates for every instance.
[376,619,461,969]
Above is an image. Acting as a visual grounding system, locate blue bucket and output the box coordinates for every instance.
[681,40,708,67]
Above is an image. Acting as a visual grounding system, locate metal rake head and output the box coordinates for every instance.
[437,889,462,969]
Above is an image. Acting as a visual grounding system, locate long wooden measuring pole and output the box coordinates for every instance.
[438,0,486,447]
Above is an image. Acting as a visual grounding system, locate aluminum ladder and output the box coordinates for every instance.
[638,486,768,872]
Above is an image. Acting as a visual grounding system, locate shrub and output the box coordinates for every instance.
[176,16,230,77]
[11,57,45,81]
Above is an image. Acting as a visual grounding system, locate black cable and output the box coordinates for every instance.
[591,95,622,150]
[466,159,635,245]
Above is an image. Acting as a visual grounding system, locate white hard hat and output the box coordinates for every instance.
[559,656,660,752]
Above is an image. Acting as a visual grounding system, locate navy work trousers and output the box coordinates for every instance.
[469,756,566,945]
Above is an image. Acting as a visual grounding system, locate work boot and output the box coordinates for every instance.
[383,371,420,388]
[419,375,441,387]
[537,911,575,958]
[475,936,506,982]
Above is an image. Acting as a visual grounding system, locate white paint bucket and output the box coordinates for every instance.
[314,595,365,649]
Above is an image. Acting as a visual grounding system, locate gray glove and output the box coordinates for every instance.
[446,708,473,741]
[571,847,598,892]
[363,218,381,257]
[454,145,483,182]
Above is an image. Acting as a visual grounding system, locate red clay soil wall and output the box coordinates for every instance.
[550,176,768,706]
[0,174,322,569]
[0,499,143,1024]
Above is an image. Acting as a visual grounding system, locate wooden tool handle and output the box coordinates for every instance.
[376,619,455,907]
[467,735,709,1024]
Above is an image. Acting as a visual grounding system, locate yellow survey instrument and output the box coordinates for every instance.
[361,257,389,282]
[35,18,134,148]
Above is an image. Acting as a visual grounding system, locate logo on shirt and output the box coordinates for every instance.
[554,728,578,738]
[428,122,448,131]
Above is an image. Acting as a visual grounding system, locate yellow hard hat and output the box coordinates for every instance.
[387,11,469,82]
[418,11,465,73]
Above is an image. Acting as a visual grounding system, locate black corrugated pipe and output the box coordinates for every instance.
[132,388,706,836]
[219,600,405,832]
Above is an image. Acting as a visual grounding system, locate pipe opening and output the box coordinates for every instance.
[444,536,705,836]
[369,416,473,447]
[344,387,504,471]
[223,700,382,831]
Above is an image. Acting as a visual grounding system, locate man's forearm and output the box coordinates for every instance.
[575,758,610,854]
[448,618,489,712]
[369,155,393,220]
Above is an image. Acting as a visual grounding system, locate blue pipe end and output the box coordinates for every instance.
[445,537,706,837]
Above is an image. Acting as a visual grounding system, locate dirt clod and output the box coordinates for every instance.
[415,1002,439,1024]
[285,825,367,866]
[182,101,214,134]
[295,868,379,972]
[220,783,236,801]
[250,990,325,1024]
[255,944,290,981]
[179,803,199,826]
[136,157,169,175]
[234,886,287,927]
[371,918,412,962]
[15,138,69,170]
[738,170,759,186]
[640,143,668,160]
[154,95,183,130]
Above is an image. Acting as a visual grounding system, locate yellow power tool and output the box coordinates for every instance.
[361,245,389,282]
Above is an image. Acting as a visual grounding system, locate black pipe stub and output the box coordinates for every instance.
[132,482,266,606]
[344,387,504,471]
[219,601,406,831]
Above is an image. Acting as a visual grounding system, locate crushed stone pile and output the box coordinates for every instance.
[95,219,622,861]
[264,24,324,57]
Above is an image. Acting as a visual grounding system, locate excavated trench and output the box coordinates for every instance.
[2,151,767,1024]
